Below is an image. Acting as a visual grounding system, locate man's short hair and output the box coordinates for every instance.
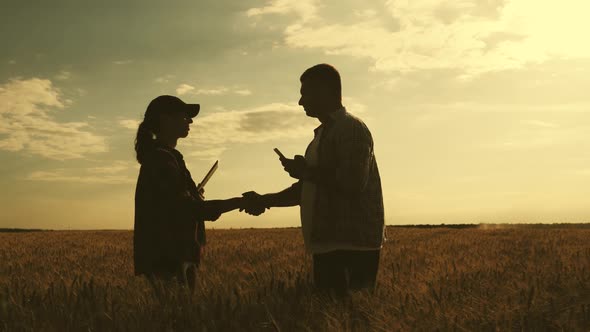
[300,64,342,101]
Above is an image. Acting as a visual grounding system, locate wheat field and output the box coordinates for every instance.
[1,225,590,331]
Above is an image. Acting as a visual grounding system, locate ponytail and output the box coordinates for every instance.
[134,120,157,164]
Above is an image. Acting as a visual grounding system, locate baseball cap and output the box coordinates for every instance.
[145,95,200,119]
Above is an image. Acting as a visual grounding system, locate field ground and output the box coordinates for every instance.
[1,225,590,331]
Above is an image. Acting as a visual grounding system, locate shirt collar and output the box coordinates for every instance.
[314,107,346,134]
[155,140,184,159]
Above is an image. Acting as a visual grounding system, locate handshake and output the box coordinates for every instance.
[198,191,268,221]
[198,152,306,221]
[238,191,269,216]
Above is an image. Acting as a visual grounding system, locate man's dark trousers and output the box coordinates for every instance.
[313,249,380,293]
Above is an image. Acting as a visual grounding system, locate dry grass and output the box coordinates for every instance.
[1,225,590,331]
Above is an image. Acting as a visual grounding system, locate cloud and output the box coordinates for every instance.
[234,89,253,96]
[481,31,526,52]
[186,147,228,161]
[247,0,590,78]
[179,102,318,160]
[523,120,559,128]
[403,102,590,114]
[119,119,140,130]
[113,59,133,65]
[54,70,71,81]
[118,99,368,160]
[342,97,368,114]
[189,103,313,144]
[176,84,195,95]
[154,75,175,84]
[86,161,136,175]
[117,102,313,159]
[484,120,585,150]
[192,87,229,95]
[246,0,319,23]
[570,168,590,176]
[76,88,88,97]
[176,84,253,96]
[0,78,107,160]
[26,161,136,184]
[354,9,378,19]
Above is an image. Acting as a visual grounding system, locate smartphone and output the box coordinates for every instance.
[273,148,286,160]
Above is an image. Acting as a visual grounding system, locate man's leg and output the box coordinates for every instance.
[176,262,199,293]
[313,251,347,294]
[146,269,180,302]
[184,262,197,294]
[347,250,381,290]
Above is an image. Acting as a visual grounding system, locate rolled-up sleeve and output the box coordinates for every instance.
[286,181,303,205]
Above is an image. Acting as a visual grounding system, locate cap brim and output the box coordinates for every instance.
[185,104,200,118]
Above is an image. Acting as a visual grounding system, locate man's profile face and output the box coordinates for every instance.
[298,80,325,118]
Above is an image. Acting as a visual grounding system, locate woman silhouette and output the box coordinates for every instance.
[133,95,244,291]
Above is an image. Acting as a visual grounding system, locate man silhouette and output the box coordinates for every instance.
[244,64,385,294]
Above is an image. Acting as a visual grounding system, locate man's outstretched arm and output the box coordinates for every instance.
[262,181,302,207]
[242,182,301,215]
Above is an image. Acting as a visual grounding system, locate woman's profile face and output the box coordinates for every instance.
[159,111,193,139]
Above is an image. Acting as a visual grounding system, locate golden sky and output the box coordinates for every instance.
[1,0,590,229]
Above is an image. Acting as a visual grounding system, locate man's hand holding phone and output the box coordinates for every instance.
[273,148,286,161]
[274,148,309,180]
